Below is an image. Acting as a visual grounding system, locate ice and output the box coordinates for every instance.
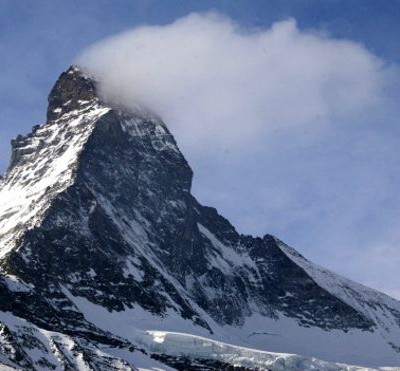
[139,330,385,371]
[61,287,400,369]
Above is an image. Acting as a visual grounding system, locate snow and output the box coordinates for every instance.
[103,348,174,371]
[197,223,261,288]
[60,287,400,370]
[187,222,400,367]
[8,289,397,371]
[1,68,400,370]
[60,285,214,343]
[123,257,145,281]
[226,312,400,368]
[120,115,180,155]
[55,213,400,368]
[140,330,389,371]
[0,310,149,370]
[277,240,400,316]
[198,223,256,270]
[0,103,110,259]
[0,364,19,371]
[0,310,81,370]
[1,274,32,292]
[277,239,400,361]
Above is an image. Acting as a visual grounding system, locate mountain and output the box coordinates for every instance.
[0,66,399,370]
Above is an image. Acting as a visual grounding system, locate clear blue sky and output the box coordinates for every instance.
[1,1,400,298]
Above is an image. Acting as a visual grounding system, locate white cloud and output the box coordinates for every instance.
[77,13,392,154]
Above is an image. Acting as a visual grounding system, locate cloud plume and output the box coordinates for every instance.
[77,13,392,153]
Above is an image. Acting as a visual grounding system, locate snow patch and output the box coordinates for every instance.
[0,103,110,259]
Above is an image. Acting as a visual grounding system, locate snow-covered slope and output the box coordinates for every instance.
[279,239,400,353]
[139,330,400,371]
[0,67,109,259]
[0,66,400,370]
[1,309,393,371]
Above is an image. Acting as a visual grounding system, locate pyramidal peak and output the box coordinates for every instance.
[0,65,181,260]
[46,65,99,122]
[0,66,400,370]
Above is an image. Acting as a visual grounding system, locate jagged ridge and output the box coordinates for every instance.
[0,66,400,370]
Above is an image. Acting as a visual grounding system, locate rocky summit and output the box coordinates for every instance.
[0,66,399,370]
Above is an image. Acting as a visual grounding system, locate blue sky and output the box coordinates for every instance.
[1,1,400,298]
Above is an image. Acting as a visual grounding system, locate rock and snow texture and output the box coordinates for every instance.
[0,66,399,370]
[0,67,111,260]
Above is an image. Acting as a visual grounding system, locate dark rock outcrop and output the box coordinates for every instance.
[0,66,399,370]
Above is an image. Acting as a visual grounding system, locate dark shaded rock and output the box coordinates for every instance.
[0,66,399,370]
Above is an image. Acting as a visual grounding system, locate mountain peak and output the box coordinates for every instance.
[47,65,98,122]
[1,66,189,262]
[1,67,112,259]
[1,66,400,369]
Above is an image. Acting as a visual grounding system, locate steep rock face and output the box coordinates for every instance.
[0,68,109,261]
[0,66,400,370]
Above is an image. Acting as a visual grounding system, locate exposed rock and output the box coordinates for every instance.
[0,66,399,370]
